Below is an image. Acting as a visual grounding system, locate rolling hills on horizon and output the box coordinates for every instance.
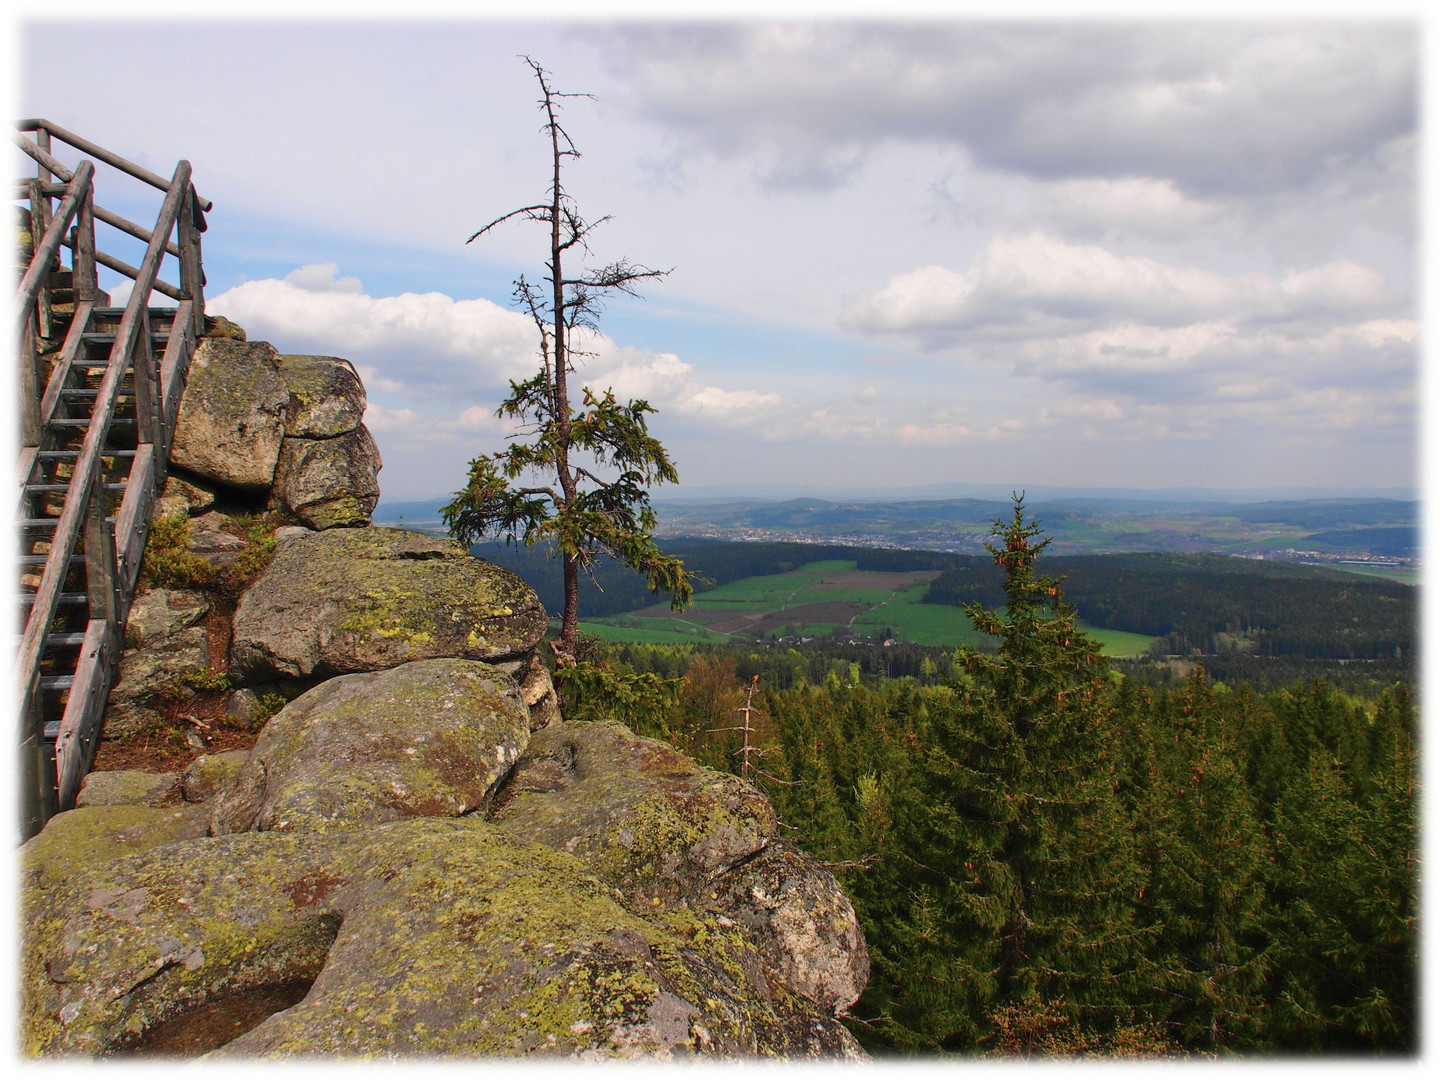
[374,493,1419,562]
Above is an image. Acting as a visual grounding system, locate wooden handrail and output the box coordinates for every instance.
[61,241,185,301]
[17,118,212,212]
[14,161,193,736]
[13,161,93,333]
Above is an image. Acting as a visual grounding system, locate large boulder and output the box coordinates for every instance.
[491,720,777,909]
[275,355,365,438]
[21,817,863,1059]
[230,527,547,680]
[492,721,868,1015]
[269,425,381,530]
[169,338,289,491]
[20,802,211,892]
[209,659,531,835]
[75,771,178,808]
[711,840,870,1015]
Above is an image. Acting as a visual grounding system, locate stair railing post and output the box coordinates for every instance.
[178,176,206,338]
[132,305,159,447]
[18,680,50,842]
[83,463,121,656]
[27,178,52,340]
[73,183,97,303]
[18,312,42,449]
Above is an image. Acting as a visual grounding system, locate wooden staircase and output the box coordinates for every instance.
[14,120,210,839]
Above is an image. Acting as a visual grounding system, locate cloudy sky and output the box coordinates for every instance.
[13,7,1423,502]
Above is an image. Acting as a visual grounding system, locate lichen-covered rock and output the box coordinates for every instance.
[275,355,365,438]
[122,589,208,650]
[153,473,215,519]
[209,659,531,835]
[186,511,250,570]
[169,338,288,490]
[21,817,862,1059]
[496,652,560,730]
[75,771,178,808]
[711,840,870,1015]
[102,621,209,739]
[517,654,560,730]
[491,721,777,909]
[181,751,249,804]
[202,315,246,342]
[491,722,868,1017]
[269,426,381,530]
[230,527,547,680]
[20,803,211,892]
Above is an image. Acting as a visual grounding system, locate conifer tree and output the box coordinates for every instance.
[443,57,690,659]
[882,497,1148,1050]
[1135,670,1273,1051]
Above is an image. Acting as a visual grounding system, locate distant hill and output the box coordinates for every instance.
[373,494,1419,560]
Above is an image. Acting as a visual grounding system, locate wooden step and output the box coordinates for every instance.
[19,516,117,531]
[45,417,137,431]
[24,483,126,494]
[36,449,137,460]
[81,332,171,345]
[19,591,88,607]
[17,554,85,568]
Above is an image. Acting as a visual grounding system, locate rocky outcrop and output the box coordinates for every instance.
[43,317,871,1061]
[230,527,547,680]
[23,691,867,1059]
[22,817,861,1060]
[169,338,290,491]
[493,721,869,1016]
[492,721,777,910]
[209,659,530,835]
[167,342,380,530]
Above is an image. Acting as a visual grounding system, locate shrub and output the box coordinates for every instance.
[137,514,216,592]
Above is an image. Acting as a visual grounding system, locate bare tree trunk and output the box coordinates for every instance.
[560,551,581,654]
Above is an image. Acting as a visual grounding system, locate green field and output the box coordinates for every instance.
[1077,622,1158,658]
[1330,564,1420,585]
[576,560,1158,655]
[574,619,732,644]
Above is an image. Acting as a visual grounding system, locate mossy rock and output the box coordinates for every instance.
[209,659,532,835]
[491,721,777,910]
[269,426,381,530]
[230,528,547,679]
[75,771,179,809]
[153,473,216,519]
[202,316,247,342]
[20,803,211,892]
[22,817,863,1059]
[181,751,250,804]
[275,355,365,438]
[169,338,288,491]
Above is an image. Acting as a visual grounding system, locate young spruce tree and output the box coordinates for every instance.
[885,497,1152,1052]
[444,58,691,659]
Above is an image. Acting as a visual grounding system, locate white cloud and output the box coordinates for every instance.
[843,233,1393,345]
[207,265,539,396]
[576,341,785,426]
[283,262,363,294]
[362,403,418,431]
[607,23,1416,197]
